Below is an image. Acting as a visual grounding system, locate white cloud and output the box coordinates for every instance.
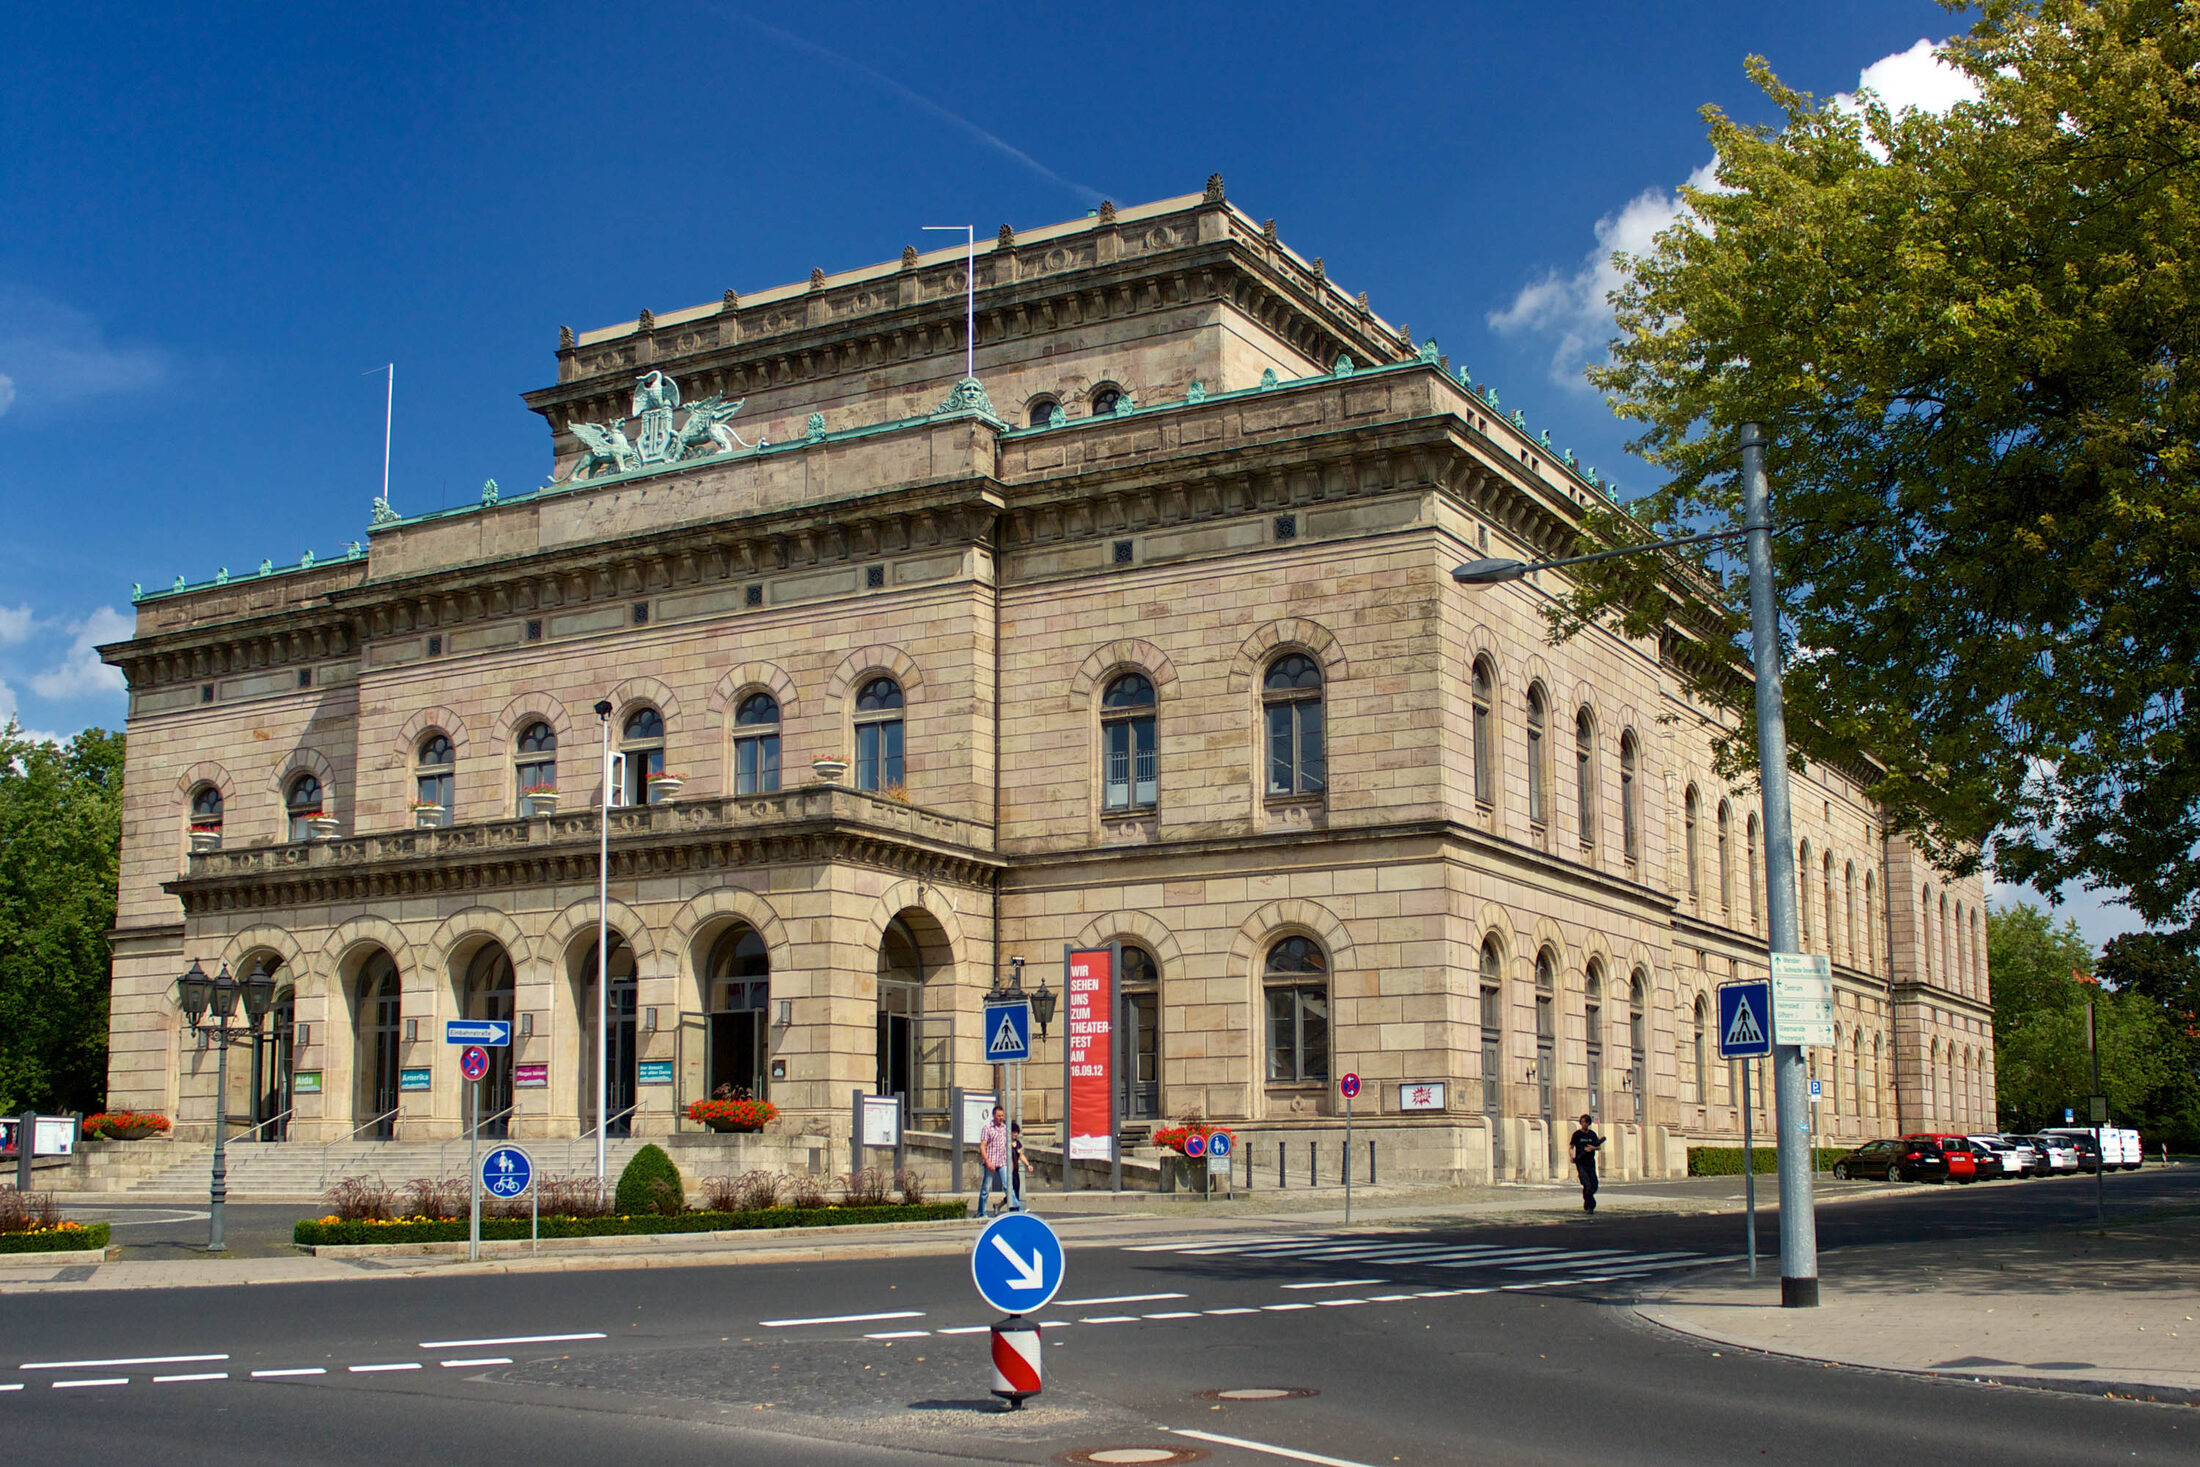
[29,606,132,701]
[0,605,34,645]
[1839,38,1981,120]
[0,288,166,422]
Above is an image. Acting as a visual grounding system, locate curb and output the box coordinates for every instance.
[308,1214,972,1258]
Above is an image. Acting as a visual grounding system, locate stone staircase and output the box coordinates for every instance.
[123,1136,646,1200]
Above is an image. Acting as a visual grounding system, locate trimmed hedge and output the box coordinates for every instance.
[615,1143,684,1215]
[1687,1146,1850,1176]
[0,1223,109,1254]
[295,1202,966,1247]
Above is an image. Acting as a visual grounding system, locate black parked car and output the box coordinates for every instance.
[1832,1137,1949,1182]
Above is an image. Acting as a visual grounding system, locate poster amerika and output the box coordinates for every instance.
[1064,945,1117,1163]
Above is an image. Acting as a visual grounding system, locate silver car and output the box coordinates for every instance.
[1974,1134,2036,1177]
[2025,1134,2080,1173]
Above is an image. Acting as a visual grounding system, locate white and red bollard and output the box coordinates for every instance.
[989,1317,1042,1409]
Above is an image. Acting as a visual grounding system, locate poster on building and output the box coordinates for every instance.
[1770,952,1836,1048]
[1064,945,1116,1162]
[514,1063,549,1089]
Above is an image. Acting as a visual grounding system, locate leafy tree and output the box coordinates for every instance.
[1987,902,2177,1133]
[2096,932,2200,1146]
[1578,1,2200,926]
[0,722,123,1113]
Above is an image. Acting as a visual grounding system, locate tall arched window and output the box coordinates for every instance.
[1619,732,1641,864]
[1472,658,1496,810]
[1120,944,1161,1118]
[1823,852,1837,961]
[1102,672,1158,811]
[1525,685,1550,831]
[1844,862,1858,966]
[515,721,557,816]
[1263,653,1325,797]
[415,733,454,826]
[1826,1026,1841,1119]
[733,692,781,795]
[1628,970,1648,1121]
[285,774,323,842]
[1533,950,1557,1138]
[855,676,905,792]
[1716,800,1733,916]
[1262,935,1329,1084]
[1479,938,1505,1134]
[1583,963,1604,1119]
[1746,813,1762,933]
[1863,871,1877,973]
[1691,994,1709,1104]
[188,784,223,849]
[1971,912,1983,997]
[1683,785,1701,902]
[620,706,665,805]
[1799,840,1815,945]
[1574,709,1597,855]
[1940,893,1952,989]
[706,924,771,1100]
[1920,884,1935,980]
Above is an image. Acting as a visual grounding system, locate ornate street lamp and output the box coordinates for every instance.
[1029,976,1059,1041]
[176,958,276,1252]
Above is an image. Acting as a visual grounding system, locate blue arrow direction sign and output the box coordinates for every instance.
[1717,980,1773,1058]
[481,1145,533,1199]
[446,1019,512,1047]
[983,1001,1032,1064]
[971,1211,1063,1315]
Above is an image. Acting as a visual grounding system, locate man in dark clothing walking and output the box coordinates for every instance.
[1570,1114,1604,1213]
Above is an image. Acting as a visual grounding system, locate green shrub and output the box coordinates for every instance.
[1687,1146,1850,1176]
[293,1202,965,1247]
[614,1143,685,1215]
[0,1222,108,1253]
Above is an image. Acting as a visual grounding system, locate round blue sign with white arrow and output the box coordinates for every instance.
[971,1210,1064,1315]
[480,1144,533,1199]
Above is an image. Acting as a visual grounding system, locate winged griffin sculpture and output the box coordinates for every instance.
[556,370,752,483]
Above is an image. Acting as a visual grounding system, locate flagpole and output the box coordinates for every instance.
[381,364,393,504]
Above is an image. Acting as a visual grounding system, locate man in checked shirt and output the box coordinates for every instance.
[978,1105,1012,1216]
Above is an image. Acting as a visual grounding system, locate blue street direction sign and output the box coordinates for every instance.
[481,1145,533,1199]
[1717,980,1773,1058]
[971,1211,1064,1315]
[984,1001,1033,1064]
[1206,1131,1233,1159]
[445,1019,512,1047]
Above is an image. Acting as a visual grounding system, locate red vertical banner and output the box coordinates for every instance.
[1064,946,1116,1162]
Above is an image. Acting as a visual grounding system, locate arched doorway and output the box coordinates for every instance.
[1119,945,1160,1121]
[459,943,517,1137]
[356,952,402,1139]
[705,925,770,1101]
[575,932,639,1138]
[245,957,294,1141]
[876,913,951,1125]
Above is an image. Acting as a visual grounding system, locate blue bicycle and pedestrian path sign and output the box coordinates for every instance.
[971,1211,1064,1315]
[1717,980,1773,1058]
[481,1145,533,1199]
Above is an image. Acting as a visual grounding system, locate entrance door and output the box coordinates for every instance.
[364,962,400,1140]
[605,978,637,1136]
[464,946,516,1138]
[251,985,294,1141]
[708,975,769,1101]
[915,1012,953,1127]
[877,992,915,1116]
[1121,990,1159,1120]
[578,935,639,1139]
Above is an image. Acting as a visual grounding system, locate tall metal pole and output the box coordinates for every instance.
[2088,1001,2104,1227]
[380,364,394,508]
[1741,422,1820,1308]
[1741,1059,1755,1278]
[208,1021,230,1253]
[596,704,612,1184]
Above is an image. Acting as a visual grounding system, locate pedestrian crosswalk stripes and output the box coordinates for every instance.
[1121,1235,1716,1281]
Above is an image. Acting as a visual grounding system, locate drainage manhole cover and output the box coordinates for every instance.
[1194,1386,1320,1402]
[1054,1449,1207,1465]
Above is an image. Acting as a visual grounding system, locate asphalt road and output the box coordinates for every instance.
[5,1168,2193,1465]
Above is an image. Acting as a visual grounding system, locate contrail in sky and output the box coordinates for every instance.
[723,9,1105,205]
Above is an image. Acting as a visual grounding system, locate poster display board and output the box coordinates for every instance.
[1063,946,1117,1164]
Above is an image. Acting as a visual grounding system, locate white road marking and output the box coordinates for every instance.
[937,1326,991,1336]
[1503,1252,1636,1271]
[1080,1316,1140,1324]
[21,1354,227,1370]
[1038,1321,1072,1330]
[52,1378,128,1389]
[1056,1293,1187,1307]
[153,1373,228,1383]
[419,1332,607,1348]
[251,1368,326,1378]
[760,1312,923,1328]
[439,1358,513,1368]
[1315,1299,1367,1307]
[348,1363,422,1374]
[0,1383,19,1392]
[864,1331,930,1340]
[1143,1311,1201,1320]
[1279,1279,1385,1290]
[1261,1303,1315,1312]
[1171,1425,1386,1466]
[1366,1294,1420,1302]
[1203,1307,1259,1316]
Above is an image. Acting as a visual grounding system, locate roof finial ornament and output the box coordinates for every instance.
[809,267,826,289]
[481,478,500,506]
[1313,257,1325,282]
[1259,367,1280,391]
[1098,199,1117,225]
[558,325,575,350]
[1334,354,1356,377]
[722,288,739,310]
[997,223,1016,249]
[1262,218,1277,243]
[1420,339,1441,364]
[901,245,918,267]
[1203,172,1225,203]
[1356,290,1370,313]
[637,308,654,332]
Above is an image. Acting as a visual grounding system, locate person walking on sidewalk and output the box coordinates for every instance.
[1570,1114,1605,1213]
[977,1106,1011,1216]
[1008,1121,1029,1211]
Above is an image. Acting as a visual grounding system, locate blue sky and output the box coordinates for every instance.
[0,2,2135,948]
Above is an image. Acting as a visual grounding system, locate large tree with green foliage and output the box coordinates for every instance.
[1579,0,2200,926]
[0,722,123,1113]
[2095,931,2200,1145]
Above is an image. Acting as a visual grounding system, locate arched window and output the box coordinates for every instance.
[1472,658,1496,810]
[1940,893,1952,990]
[1920,885,1934,980]
[1716,800,1733,916]
[620,706,665,805]
[1823,851,1837,961]
[1826,1026,1841,1118]
[1089,383,1123,417]
[1479,938,1504,1128]
[1525,685,1550,830]
[1121,944,1161,1119]
[1683,785,1701,902]
[1262,935,1329,1084]
[1584,962,1605,1119]
[1101,672,1158,811]
[733,692,781,795]
[1691,994,1709,1104]
[1628,970,1648,1121]
[515,721,557,816]
[415,733,454,826]
[1848,1030,1862,1117]
[188,784,223,849]
[1844,862,1858,967]
[1262,653,1325,797]
[1799,840,1815,945]
[1971,912,1983,997]
[285,774,323,842]
[1574,709,1597,855]
[854,676,905,792]
[1027,395,1061,428]
[705,924,771,1100]
[1746,813,1762,933]
[1863,871,1877,973]
[1533,949,1557,1131]
[1619,732,1641,863]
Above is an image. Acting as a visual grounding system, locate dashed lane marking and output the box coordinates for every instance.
[439,1358,512,1368]
[760,1311,922,1329]
[52,1378,129,1389]
[251,1368,325,1378]
[348,1363,422,1374]
[1279,1279,1385,1290]
[153,1373,228,1383]
[419,1332,606,1349]
[864,1331,930,1340]
[20,1354,227,1370]
[1056,1293,1189,1307]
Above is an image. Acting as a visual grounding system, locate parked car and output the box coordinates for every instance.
[1988,1134,2042,1176]
[2025,1133,2081,1173]
[1968,1135,2026,1178]
[2042,1127,2106,1172]
[1832,1137,1949,1182]
[1905,1133,1979,1181]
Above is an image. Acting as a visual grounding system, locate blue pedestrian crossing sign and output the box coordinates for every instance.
[481,1145,533,1199]
[971,1210,1064,1314]
[1717,980,1773,1058]
[984,1001,1032,1064]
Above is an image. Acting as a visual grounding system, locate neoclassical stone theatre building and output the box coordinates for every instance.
[101,182,1994,1181]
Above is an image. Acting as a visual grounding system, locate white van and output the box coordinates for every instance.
[2042,1125,2139,1170]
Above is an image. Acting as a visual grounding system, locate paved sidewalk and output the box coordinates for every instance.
[1637,1211,2200,1403]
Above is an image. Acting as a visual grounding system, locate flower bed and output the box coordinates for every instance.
[1152,1122,1235,1155]
[0,1222,110,1254]
[83,1111,170,1140]
[294,1202,964,1247]
[684,1097,777,1131]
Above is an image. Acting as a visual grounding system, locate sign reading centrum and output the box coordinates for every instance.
[1063,945,1117,1165]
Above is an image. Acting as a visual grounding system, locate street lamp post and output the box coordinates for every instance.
[1451,420,1819,1307]
[175,958,278,1253]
